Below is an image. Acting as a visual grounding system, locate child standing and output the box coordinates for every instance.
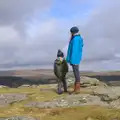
[54,50,68,94]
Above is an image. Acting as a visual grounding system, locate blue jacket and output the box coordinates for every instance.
[66,35,83,65]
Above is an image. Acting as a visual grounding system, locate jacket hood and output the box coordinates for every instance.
[55,58,64,65]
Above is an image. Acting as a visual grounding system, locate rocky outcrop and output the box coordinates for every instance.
[67,76,107,87]
[93,86,120,102]
[25,94,108,109]
[92,86,120,109]
[0,93,27,107]
[0,76,119,110]
[24,77,120,109]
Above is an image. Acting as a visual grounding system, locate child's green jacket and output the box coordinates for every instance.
[54,59,68,78]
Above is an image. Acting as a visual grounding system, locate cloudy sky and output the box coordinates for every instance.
[0,0,120,71]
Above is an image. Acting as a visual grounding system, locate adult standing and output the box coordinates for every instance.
[66,26,84,93]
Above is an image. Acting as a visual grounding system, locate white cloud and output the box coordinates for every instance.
[0,0,120,71]
[81,0,120,63]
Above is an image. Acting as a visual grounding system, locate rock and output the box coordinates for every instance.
[0,93,27,107]
[67,77,75,87]
[78,97,87,103]
[25,94,108,108]
[25,85,120,109]
[109,99,120,109]
[30,85,38,88]
[93,87,120,102]
[80,76,103,87]
[46,84,57,89]
[19,84,31,88]
[67,76,107,87]
[0,85,8,88]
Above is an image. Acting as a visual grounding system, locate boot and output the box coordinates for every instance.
[74,82,80,93]
[69,82,80,95]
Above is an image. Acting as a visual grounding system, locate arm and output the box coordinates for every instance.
[64,60,69,73]
[71,36,83,64]
[54,61,57,77]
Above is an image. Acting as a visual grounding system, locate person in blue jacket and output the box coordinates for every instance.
[66,26,84,93]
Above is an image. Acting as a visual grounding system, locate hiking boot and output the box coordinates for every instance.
[74,82,80,93]
[69,82,80,95]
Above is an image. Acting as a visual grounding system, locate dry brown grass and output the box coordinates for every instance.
[43,106,120,120]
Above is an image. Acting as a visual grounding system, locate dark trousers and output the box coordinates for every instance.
[57,75,67,93]
[72,65,80,83]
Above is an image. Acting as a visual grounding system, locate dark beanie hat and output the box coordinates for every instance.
[57,49,64,57]
[70,26,79,34]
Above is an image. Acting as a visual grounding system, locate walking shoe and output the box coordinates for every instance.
[73,82,80,94]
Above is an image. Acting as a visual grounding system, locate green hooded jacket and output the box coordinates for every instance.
[54,59,68,79]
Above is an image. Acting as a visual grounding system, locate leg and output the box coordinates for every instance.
[62,76,67,92]
[72,65,80,92]
[57,79,63,94]
[72,65,80,83]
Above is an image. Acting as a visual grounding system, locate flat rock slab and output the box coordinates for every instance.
[93,86,120,102]
[0,93,27,107]
[25,94,108,108]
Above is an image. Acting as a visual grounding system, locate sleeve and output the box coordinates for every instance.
[54,61,57,77]
[71,36,83,64]
[64,60,69,73]
[71,37,80,61]
[81,37,84,47]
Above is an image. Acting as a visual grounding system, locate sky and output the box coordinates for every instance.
[0,0,120,71]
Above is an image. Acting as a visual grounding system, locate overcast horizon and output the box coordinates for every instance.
[0,0,120,71]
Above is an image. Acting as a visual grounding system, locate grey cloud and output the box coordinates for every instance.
[81,0,120,64]
[0,0,53,68]
[0,0,120,71]
[0,0,52,25]
[0,0,53,37]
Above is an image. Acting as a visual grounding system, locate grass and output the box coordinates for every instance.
[0,105,120,120]
[0,86,120,120]
[43,106,120,120]
[0,85,65,118]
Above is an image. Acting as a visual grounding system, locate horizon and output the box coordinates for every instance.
[0,67,120,73]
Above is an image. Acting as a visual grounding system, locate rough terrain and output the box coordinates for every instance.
[0,70,120,120]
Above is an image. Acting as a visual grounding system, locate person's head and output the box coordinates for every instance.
[57,49,64,58]
[70,26,79,35]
